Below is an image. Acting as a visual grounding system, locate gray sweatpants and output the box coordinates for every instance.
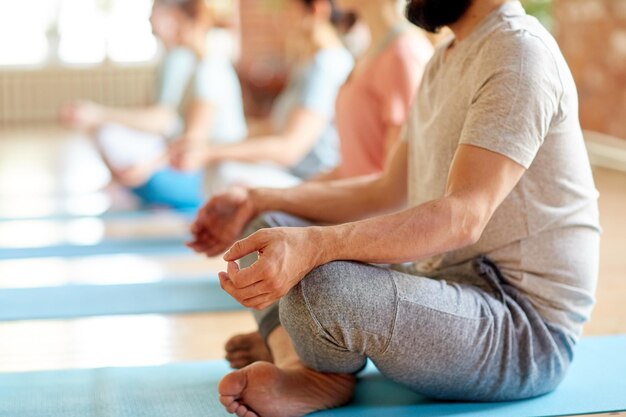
[240,212,574,401]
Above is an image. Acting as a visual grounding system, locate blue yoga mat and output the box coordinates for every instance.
[0,278,243,321]
[0,237,191,260]
[0,336,624,417]
[0,207,198,223]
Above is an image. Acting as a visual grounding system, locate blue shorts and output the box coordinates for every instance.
[131,168,203,210]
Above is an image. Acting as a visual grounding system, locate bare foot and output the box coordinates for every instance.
[225,332,273,369]
[218,361,356,417]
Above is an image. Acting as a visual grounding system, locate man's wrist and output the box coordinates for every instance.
[248,187,273,217]
[311,225,343,266]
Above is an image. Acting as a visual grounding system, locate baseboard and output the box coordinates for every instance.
[584,130,626,172]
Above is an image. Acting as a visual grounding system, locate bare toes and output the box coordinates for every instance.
[227,400,240,414]
[226,336,250,352]
[219,395,239,413]
[226,351,250,362]
[230,360,250,370]
[235,404,249,417]
[243,409,259,417]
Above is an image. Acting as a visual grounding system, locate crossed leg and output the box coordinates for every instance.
[219,325,356,417]
[219,214,573,416]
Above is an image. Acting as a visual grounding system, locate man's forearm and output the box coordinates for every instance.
[316,196,481,266]
[249,174,405,225]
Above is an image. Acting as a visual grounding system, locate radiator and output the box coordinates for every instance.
[0,65,158,126]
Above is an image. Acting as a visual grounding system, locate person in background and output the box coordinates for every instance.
[319,0,434,179]
[171,0,434,185]
[60,0,247,210]
[170,0,355,190]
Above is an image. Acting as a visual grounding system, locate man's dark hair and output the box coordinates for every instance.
[406,0,474,33]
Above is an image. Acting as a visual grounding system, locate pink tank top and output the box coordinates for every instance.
[335,29,433,178]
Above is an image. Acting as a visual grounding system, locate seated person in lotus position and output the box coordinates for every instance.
[170,0,434,185]
[61,0,247,210]
[190,0,600,416]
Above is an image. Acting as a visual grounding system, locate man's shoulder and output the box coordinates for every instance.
[478,17,560,71]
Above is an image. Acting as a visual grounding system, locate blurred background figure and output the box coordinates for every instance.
[170,0,435,186]
[170,0,355,190]
[60,0,247,210]
[322,0,433,180]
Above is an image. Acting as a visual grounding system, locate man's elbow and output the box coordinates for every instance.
[454,205,489,248]
[460,221,485,247]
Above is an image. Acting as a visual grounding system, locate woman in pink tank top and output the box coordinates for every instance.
[320,0,434,180]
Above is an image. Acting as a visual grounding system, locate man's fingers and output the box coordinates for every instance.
[242,293,279,311]
[227,260,265,289]
[223,233,265,262]
[226,261,240,276]
[232,279,271,300]
[219,270,272,306]
[219,272,234,294]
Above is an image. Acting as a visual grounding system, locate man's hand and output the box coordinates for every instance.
[187,187,257,257]
[218,227,325,310]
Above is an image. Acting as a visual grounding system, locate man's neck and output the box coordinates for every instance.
[449,0,509,42]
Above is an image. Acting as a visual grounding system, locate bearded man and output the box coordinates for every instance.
[189,1,600,416]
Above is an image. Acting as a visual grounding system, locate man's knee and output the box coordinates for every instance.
[280,261,396,353]
[280,262,351,344]
[282,262,356,320]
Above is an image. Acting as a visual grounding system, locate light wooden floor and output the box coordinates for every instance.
[0,128,624,416]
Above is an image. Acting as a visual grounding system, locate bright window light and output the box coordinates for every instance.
[58,0,106,64]
[107,0,158,63]
[0,0,55,66]
[0,0,158,66]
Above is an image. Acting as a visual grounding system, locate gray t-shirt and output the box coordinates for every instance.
[405,1,600,340]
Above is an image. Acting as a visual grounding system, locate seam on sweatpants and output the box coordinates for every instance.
[398,299,493,322]
[300,279,343,347]
[380,270,400,356]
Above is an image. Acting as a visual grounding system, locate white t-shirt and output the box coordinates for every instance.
[405,1,600,340]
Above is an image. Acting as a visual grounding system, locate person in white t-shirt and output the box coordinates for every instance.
[61,0,246,210]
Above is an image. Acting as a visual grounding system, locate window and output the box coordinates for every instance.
[0,0,157,67]
[0,0,54,66]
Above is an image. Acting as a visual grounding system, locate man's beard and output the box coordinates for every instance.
[406,0,474,33]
